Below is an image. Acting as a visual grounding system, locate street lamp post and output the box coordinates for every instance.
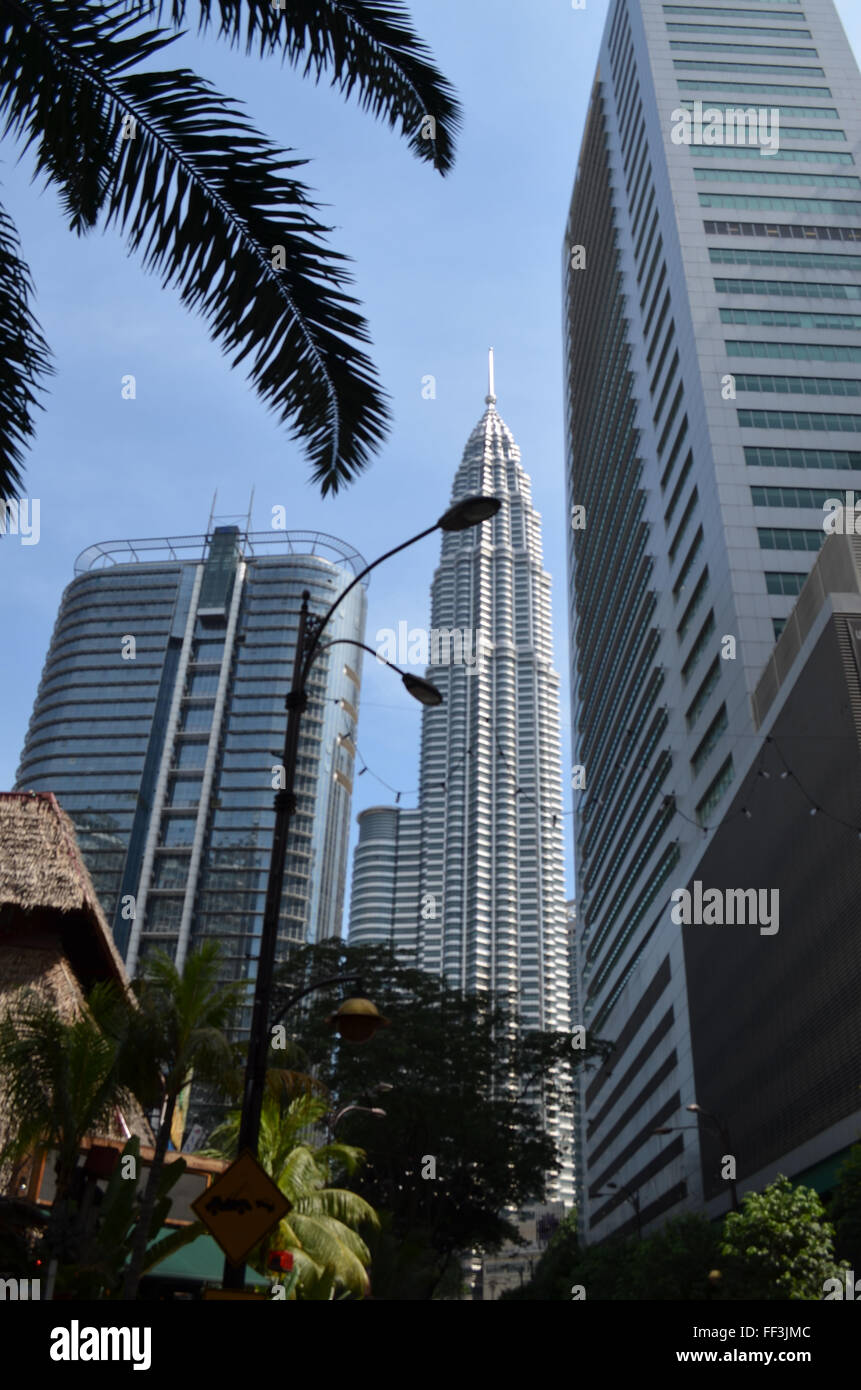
[593,1181,643,1238]
[331,1104,386,1133]
[330,1081,392,1136]
[687,1103,740,1213]
[222,496,500,1290]
[652,1103,739,1212]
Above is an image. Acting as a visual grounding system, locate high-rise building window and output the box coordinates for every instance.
[696,757,735,825]
[765,572,807,596]
[757,527,823,551]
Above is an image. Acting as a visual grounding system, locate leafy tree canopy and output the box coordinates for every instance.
[503,1211,720,1301]
[718,1175,847,1301]
[276,941,613,1298]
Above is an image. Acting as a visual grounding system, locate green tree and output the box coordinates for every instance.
[0,982,133,1290]
[0,0,461,503]
[280,941,614,1299]
[718,1176,848,1300]
[566,1236,643,1300]
[207,1073,378,1300]
[504,1212,722,1302]
[631,1213,721,1300]
[828,1143,861,1273]
[0,983,127,1206]
[118,942,244,1300]
[0,982,206,1297]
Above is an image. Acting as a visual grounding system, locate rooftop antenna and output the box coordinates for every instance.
[245,486,255,536]
[486,347,497,406]
[206,489,218,536]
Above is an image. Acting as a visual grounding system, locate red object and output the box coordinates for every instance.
[267,1250,294,1273]
[83,1145,120,1179]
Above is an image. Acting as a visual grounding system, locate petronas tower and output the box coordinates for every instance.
[349,360,574,1201]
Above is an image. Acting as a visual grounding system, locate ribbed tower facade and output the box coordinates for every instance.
[350,374,574,1201]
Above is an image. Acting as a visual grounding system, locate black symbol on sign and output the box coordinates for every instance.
[206,1196,253,1216]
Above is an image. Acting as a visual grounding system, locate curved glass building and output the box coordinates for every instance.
[15,527,367,1027]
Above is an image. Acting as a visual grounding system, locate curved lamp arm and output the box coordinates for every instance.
[300,495,502,680]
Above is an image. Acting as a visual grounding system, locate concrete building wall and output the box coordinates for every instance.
[564,0,861,1239]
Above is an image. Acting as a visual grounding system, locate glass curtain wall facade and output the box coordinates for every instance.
[16,528,367,1033]
[564,0,861,1239]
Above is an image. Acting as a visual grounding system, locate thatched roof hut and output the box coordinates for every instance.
[0,791,128,986]
[0,792,153,1189]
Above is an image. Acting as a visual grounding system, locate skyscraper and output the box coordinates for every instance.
[350,365,574,1199]
[15,526,367,1031]
[564,0,861,1238]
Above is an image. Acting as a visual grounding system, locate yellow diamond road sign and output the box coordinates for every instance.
[192,1149,291,1267]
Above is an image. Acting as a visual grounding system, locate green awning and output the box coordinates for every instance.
[791,1144,858,1197]
[147,1231,270,1286]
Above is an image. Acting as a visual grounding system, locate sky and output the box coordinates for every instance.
[2,0,860,901]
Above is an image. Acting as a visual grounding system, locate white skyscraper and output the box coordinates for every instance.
[350,363,574,1200]
[563,0,861,1241]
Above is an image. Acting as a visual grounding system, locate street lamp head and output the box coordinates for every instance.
[327,997,390,1045]
[437,495,502,532]
[652,1126,673,1135]
[686,1103,703,1114]
[402,673,443,706]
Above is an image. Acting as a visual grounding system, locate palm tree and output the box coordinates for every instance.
[0,983,127,1203]
[0,0,461,504]
[0,981,135,1292]
[118,941,245,1300]
[207,1075,378,1299]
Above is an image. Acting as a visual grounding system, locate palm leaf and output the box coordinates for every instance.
[0,0,390,492]
[295,1184,378,1232]
[288,1211,369,1295]
[0,198,53,505]
[294,1209,371,1265]
[319,1219,370,1266]
[280,1144,326,1200]
[205,1080,377,1297]
[272,1234,334,1301]
[312,1138,366,1179]
[127,0,461,174]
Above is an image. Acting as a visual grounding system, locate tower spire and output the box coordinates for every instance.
[486,347,497,406]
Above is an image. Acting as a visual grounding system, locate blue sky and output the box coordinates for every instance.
[2,0,860,900]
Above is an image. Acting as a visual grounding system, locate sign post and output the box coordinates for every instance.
[192,1150,290,1274]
